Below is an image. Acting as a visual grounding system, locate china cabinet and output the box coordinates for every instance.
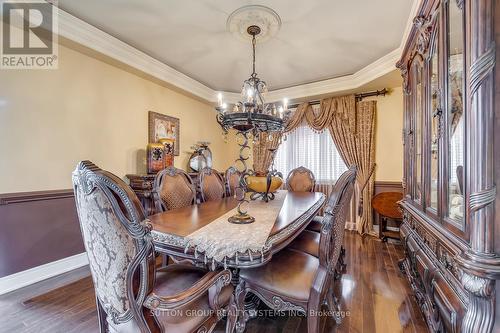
[397,0,500,331]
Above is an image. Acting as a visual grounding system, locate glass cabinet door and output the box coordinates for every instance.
[446,0,465,228]
[428,33,440,213]
[413,62,424,204]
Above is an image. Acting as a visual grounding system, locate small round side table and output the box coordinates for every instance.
[372,191,403,242]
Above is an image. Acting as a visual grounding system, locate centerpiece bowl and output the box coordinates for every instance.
[246,175,283,193]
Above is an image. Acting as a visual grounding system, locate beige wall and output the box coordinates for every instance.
[367,86,404,182]
[0,37,404,192]
[0,44,239,193]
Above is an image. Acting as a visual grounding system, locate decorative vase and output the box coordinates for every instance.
[147,143,165,174]
[159,138,175,167]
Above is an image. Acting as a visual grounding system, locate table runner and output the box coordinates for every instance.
[184,191,287,269]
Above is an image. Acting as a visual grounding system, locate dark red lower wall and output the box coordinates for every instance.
[0,190,84,278]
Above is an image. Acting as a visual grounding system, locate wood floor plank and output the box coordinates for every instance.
[0,232,427,333]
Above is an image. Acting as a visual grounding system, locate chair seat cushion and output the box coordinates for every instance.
[306,215,323,233]
[287,230,320,258]
[239,249,319,302]
[151,264,233,332]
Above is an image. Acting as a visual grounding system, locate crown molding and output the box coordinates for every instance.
[56,7,216,102]
[53,1,420,104]
[264,48,401,102]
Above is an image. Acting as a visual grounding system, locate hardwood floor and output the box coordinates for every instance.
[0,231,428,333]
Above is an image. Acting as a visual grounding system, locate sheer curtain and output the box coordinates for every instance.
[274,124,347,184]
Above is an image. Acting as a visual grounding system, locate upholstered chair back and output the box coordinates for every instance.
[199,167,225,202]
[286,166,316,192]
[72,161,154,332]
[225,166,241,197]
[319,166,357,273]
[153,166,196,212]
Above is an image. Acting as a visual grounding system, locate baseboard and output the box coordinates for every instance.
[0,253,88,295]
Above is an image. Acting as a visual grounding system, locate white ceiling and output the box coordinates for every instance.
[57,0,414,93]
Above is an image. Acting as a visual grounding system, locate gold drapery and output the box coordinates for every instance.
[328,100,376,235]
[281,95,377,235]
[250,94,377,234]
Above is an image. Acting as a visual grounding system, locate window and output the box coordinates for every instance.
[274,124,347,183]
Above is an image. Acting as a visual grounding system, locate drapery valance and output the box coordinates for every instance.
[285,95,357,133]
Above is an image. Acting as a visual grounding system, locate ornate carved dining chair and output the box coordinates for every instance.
[234,166,356,333]
[285,166,316,192]
[288,167,357,277]
[199,167,225,202]
[72,161,235,333]
[286,166,328,234]
[224,166,241,197]
[152,167,197,213]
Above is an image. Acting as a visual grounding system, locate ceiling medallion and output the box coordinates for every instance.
[226,5,282,43]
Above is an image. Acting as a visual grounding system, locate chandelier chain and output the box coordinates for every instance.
[252,34,257,78]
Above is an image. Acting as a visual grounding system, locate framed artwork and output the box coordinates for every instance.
[148,111,180,156]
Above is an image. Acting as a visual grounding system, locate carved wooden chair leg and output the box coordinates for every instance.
[398,258,406,274]
[333,246,347,280]
[234,281,248,333]
[334,266,342,281]
[339,246,346,270]
[225,294,238,333]
[306,300,321,333]
[326,287,335,309]
[332,294,343,324]
[325,281,342,325]
[306,286,324,333]
[161,254,169,267]
[96,297,108,332]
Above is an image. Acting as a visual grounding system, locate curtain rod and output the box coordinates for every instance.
[287,88,388,109]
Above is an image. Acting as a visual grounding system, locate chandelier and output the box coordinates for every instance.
[216,25,289,135]
[215,24,289,224]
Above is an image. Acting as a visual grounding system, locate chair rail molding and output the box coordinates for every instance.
[52,1,421,104]
[0,189,74,205]
[0,253,88,295]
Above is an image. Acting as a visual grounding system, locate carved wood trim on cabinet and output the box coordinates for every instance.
[397,0,500,332]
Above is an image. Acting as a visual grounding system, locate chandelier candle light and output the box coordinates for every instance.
[216,25,290,224]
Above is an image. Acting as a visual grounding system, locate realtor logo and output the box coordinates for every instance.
[1,0,58,69]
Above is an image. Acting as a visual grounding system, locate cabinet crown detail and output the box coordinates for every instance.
[413,15,434,55]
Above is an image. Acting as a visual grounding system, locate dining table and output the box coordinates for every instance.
[148,190,326,269]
